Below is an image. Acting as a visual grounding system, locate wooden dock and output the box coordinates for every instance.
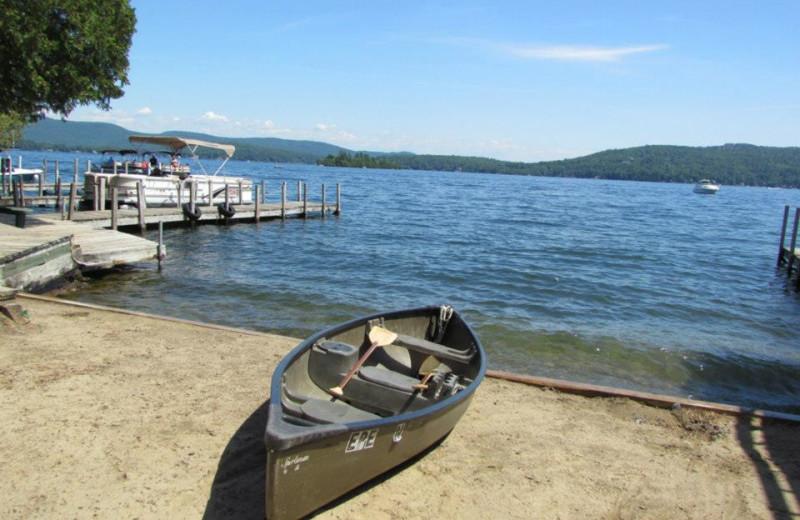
[0,217,161,291]
[1,158,343,291]
[777,205,800,288]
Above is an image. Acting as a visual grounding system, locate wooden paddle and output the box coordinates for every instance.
[413,356,441,391]
[329,326,398,397]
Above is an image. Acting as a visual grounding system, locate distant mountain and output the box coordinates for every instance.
[19,119,800,187]
[20,118,348,163]
[381,143,800,188]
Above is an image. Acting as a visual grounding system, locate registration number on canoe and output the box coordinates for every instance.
[345,429,378,453]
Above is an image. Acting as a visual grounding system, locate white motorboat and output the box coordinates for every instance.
[83,136,253,209]
[1,156,43,184]
[693,179,720,194]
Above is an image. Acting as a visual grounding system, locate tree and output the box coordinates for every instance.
[0,0,136,122]
[0,113,25,149]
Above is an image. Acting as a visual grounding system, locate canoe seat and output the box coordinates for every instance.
[359,366,419,393]
[300,398,379,424]
[394,334,475,363]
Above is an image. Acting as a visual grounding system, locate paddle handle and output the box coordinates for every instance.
[413,371,436,390]
[330,341,379,397]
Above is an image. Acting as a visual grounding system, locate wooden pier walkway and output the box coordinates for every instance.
[776,205,800,288]
[1,157,343,291]
[0,217,161,291]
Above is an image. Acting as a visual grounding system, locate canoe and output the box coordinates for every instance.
[264,305,486,520]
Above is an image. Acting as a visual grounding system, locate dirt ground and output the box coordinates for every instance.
[1,295,798,519]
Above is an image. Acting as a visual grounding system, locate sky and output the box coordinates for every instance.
[65,0,800,162]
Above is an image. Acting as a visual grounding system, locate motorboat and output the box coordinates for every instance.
[1,156,43,184]
[265,305,486,520]
[82,136,253,209]
[693,179,720,194]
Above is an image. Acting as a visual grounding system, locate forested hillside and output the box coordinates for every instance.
[383,144,800,188]
[18,119,800,187]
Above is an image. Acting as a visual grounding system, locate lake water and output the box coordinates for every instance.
[16,151,800,413]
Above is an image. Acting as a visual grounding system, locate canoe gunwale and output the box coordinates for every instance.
[264,305,487,452]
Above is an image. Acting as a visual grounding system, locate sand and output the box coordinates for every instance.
[1,295,798,519]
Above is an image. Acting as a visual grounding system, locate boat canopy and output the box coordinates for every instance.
[128,135,235,176]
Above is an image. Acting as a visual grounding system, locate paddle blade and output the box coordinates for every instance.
[419,355,440,375]
[368,325,398,347]
[329,386,344,397]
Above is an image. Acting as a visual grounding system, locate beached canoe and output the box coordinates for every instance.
[264,305,486,520]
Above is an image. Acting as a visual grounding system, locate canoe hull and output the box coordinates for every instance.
[265,392,474,520]
[264,306,486,520]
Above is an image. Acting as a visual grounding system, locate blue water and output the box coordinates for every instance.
[14,151,800,413]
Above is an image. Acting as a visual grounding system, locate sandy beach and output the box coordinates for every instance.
[1,294,798,519]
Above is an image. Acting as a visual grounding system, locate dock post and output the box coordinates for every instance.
[12,179,19,206]
[238,180,243,205]
[297,180,301,202]
[98,177,107,211]
[55,160,60,185]
[281,182,286,220]
[335,183,341,216]
[208,179,213,206]
[189,181,197,224]
[68,182,77,219]
[1,159,6,195]
[321,184,326,219]
[778,205,790,266]
[303,183,308,219]
[137,180,146,234]
[261,180,266,204]
[177,180,182,208]
[223,184,231,223]
[18,179,26,207]
[157,221,165,271]
[254,185,261,223]
[39,159,45,196]
[111,187,118,230]
[55,178,63,213]
[787,208,800,275]
[74,158,79,185]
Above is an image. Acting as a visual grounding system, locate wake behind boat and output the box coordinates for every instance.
[693,179,720,194]
[83,135,253,208]
[264,305,486,520]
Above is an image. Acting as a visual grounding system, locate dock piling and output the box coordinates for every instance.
[39,159,45,196]
[335,183,341,216]
[111,187,119,230]
[321,184,326,219]
[68,182,77,220]
[281,182,286,220]
[136,181,146,234]
[157,221,165,271]
[787,209,800,274]
[303,183,308,219]
[778,205,790,266]
[55,178,63,213]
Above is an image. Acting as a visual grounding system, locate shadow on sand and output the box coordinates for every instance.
[735,415,800,520]
[203,401,269,520]
[203,399,447,520]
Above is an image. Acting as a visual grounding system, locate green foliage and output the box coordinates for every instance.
[317,151,402,169]
[383,144,800,188]
[0,113,25,149]
[0,0,136,121]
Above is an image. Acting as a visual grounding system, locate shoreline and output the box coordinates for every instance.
[1,295,798,518]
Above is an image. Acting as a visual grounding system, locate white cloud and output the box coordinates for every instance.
[136,107,152,115]
[315,123,336,132]
[502,43,669,62]
[200,111,229,122]
[264,120,275,128]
